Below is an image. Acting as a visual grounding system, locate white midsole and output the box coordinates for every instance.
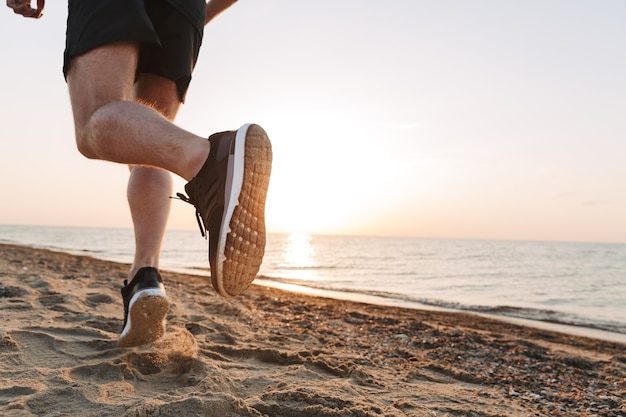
[216,123,249,287]
[119,288,168,339]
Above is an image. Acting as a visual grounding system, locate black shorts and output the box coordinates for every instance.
[64,0,206,102]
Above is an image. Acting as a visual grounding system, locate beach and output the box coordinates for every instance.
[0,244,624,416]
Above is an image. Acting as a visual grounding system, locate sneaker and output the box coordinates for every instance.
[118,267,169,348]
[178,123,272,297]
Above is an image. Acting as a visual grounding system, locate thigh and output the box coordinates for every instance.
[134,73,182,121]
[66,42,139,130]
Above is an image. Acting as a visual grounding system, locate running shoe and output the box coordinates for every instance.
[118,267,169,348]
[178,124,272,297]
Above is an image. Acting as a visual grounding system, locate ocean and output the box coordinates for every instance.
[1,224,625,342]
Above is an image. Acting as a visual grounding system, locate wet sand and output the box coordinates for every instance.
[0,243,624,416]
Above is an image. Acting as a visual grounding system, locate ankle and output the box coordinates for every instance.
[184,139,210,181]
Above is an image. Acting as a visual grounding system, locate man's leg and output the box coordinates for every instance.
[126,74,181,281]
[66,43,196,347]
[126,166,172,276]
[66,42,209,182]
[67,42,272,303]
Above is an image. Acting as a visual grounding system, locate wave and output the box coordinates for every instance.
[256,275,626,336]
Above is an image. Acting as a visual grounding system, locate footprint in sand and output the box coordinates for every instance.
[0,283,32,311]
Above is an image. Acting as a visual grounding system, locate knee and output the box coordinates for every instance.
[73,104,113,160]
[73,118,98,160]
[75,134,98,160]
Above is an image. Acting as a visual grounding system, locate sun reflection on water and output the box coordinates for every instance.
[279,233,318,280]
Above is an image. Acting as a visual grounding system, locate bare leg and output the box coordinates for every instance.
[66,43,210,282]
[125,74,182,280]
[66,44,201,347]
[126,166,173,278]
[66,42,208,181]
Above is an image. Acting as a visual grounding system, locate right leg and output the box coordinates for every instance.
[65,2,271,307]
[66,42,209,181]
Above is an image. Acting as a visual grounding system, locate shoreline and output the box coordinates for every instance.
[11,242,626,345]
[1,243,624,416]
[53,246,626,345]
[2,225,625,344]
[252,277,626,345]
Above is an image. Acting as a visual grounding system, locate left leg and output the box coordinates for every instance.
[117,74,181,348]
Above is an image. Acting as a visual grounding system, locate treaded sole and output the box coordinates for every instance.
[213,124,272,297]
[118,293,169,348]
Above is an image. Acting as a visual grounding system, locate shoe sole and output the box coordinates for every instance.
[118,289,169,348]
[213,124,272,297]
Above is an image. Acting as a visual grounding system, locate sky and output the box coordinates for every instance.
[1,0,625,243]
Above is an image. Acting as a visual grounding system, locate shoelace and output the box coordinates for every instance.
[172,193,207,239]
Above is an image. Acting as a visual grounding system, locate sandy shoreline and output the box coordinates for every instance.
[0,244,624,416]
[253,278,626,346]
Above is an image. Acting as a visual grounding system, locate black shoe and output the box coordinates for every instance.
[118,267,169,348]
[177,124,272,297]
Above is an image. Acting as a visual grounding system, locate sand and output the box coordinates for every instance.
[0,243,624,417]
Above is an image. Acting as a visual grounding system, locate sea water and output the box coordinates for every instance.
[1,224,625,340]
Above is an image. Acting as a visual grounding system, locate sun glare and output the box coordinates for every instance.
[280,233,315,268]
[260,103,393,235]
[241,92,450,238]
[276,233,320,281]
